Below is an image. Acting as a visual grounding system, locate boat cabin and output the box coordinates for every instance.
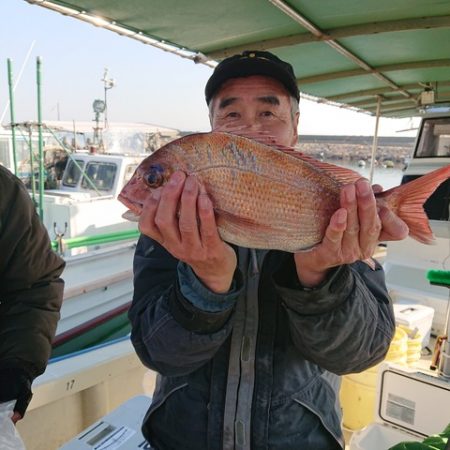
[55,152,141,199]
[401,111,450,221]
[41,152,143,246]
[383,108,450,337]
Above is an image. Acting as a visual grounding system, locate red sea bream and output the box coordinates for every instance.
[119,132,450,252]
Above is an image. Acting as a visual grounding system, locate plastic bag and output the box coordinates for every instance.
[389,422,450,449]
[0,401,26,450]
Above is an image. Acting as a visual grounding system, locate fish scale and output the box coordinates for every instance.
[119,132,450,252]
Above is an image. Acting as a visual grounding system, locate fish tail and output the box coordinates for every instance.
[379,165,450,244]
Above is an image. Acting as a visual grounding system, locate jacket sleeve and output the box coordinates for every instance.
[129,235,243,376]
[273,254,395,375]
[0,169,65,415]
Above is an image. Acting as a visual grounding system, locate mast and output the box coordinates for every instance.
[36,57,44,220]
[7,59,18,175]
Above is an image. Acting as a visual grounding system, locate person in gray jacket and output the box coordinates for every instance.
[129,51,408,449]
[0,165,65,423]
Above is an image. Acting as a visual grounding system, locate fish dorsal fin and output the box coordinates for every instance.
[280,150,364,185]
[214,129,364,186]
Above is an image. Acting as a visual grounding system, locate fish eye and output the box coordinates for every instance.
[145,164,165,188]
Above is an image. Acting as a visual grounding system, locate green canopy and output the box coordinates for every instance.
[26,0,450,117]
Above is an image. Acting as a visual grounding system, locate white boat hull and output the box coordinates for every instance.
[384,220,450,336]
[17,338,154,450]
[56,242,135,338]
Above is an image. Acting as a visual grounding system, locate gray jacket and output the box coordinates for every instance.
[129,235,395,449]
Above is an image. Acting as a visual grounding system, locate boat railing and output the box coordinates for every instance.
[51,228,140,254]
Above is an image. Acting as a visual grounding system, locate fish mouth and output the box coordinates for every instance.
[118,193,143,217]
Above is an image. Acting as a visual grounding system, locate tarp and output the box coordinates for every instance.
[26,0,450,117]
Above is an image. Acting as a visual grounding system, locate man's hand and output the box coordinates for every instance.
[139,171,237,293]
[11,411,22,424]
[294,179,382,288]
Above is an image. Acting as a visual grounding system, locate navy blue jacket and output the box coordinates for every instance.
[129,235,395,449]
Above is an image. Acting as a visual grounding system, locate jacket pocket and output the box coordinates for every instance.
[268,375,343,449]
[292,375,344,449]
[146,381,188,417]
[142,380,188,445]
[142,376,210,450]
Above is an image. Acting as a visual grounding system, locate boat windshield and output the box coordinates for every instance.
[62,159,85,187]
[123,164,138,185]
[80,162,117,191]
[415,118,450,157]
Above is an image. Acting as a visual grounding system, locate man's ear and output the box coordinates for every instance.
[291,111,300,146]
[208,98,216,128]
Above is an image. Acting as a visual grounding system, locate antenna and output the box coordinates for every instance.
[101,68,115,129]
[1,40,36,124]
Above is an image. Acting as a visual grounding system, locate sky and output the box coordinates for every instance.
[1,0,420,136]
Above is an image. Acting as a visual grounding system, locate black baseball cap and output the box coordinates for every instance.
[205,50,300,104]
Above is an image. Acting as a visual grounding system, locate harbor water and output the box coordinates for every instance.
[339,163,404,190]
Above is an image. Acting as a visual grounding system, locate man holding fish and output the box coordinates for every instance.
[123,51,442,449]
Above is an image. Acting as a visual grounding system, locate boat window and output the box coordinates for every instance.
[80,162,117,191]
[415,118,450,157]
[62,159,85,187]
[14,139,34,170]
[123,164,138,185]
[0,139,9,167]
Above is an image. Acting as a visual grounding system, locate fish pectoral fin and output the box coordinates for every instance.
[216,209,276,233]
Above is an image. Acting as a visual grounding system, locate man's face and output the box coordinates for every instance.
[210,75,299,147]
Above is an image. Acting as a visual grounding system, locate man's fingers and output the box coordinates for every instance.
[340,184,360,252]
[355,179,381,257]
[11,412,22,424]
[153,171,185,245]
[322,208,347,247]
[178,176,201,246]
[138,188,163,242]
[378,207,409,241]
[372,184,383,194]
[197,187,221,247]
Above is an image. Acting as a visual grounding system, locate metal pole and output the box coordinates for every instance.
[104,82,108,129]
[28,125,37,205]
[36,57,44,221]
[368,95,382,184]
[1,41,35,124]
[7,59,18,175]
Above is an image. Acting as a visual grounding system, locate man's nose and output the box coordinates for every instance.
[240,118,262,130]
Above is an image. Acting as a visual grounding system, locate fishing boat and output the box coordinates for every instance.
[1,120,181,350]
[1,121,181,448]
[15,0,450,448]
[383,109,450,335]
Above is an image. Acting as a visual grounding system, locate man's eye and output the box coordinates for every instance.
[261,111,274,117]
[226,112,240,118]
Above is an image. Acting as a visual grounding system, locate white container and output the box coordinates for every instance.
[61,395,150,449]
[349,422,420,450]
[349,362,450,450]
[393,303,434,347]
